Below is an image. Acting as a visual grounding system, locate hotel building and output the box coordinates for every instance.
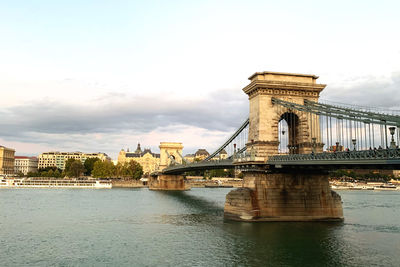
[38,152,111,170]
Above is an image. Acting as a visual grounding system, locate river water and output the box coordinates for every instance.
[0,188,399,266]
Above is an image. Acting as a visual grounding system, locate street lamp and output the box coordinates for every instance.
[389,127,396,149]
[312,137,317,154]
[352,139,357,151]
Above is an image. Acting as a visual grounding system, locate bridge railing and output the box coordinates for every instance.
[268,148,400,163]
[162,158,235,174]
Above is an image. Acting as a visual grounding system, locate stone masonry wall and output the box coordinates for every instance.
[149,175,190,191]
[225,171,343,221]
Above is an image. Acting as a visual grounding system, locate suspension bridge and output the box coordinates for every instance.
[150,71,400,222]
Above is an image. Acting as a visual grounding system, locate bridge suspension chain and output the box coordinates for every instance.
[204,118,249,161]
[272,97,400,153]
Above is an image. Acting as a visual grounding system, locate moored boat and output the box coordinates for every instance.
[0,178,112,189]
[374,184,398,191]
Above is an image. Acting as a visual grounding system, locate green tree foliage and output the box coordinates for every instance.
[28,167,63,178]
[64,159,85,178]
[92,160,116,178]
[330,169,392,182]
[126,161,143,180]
[53,169,62,178]
[92,160,143,179]
[205,169,235,179]
[84,157,100,176]
[208,169,227,178]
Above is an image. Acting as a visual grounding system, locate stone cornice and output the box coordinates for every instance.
[243,80,326,98]
[248,71,319,80]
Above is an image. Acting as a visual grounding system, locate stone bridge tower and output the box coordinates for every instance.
[159,142,184,171]
[149,142,188,191]
[224,71,343,222]
[243,71,326,161]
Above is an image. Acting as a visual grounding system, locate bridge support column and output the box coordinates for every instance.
[224,171,343,221]
[149,175,190,191]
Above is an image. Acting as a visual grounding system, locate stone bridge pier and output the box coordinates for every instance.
[224,170,343,221]
[149,142,190,191]
[148,174,190,190]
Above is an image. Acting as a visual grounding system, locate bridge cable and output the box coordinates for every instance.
[397,126,400,147]
[364,122,368,150]
[330,116,333,150]
[385,123,388,149]
[204,118,249,161]
[368,123,372,149]
[326,114,329,150]
[346,119,350,150]
[359,119,363,150]
[372,123,375,149]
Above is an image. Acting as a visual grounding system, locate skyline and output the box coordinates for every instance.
[1,0,400,159]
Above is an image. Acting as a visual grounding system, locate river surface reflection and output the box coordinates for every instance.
[0,188,399,266]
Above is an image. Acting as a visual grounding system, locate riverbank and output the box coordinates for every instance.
[330,180,400,191]
[111,180,146,188]
[187,180,243,188]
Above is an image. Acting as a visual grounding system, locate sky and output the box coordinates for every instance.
[1,0,400,159]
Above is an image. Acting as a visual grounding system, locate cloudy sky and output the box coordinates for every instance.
[1,0,399,159]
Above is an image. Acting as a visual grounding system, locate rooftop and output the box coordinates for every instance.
[15,156,37,160]
[248,71,319,80]
[195,149,210,156]
[0,145,15,151]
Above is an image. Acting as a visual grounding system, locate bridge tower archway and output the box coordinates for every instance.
[159,142,184,171]
[278,112,300,154]
[243,71,326,162]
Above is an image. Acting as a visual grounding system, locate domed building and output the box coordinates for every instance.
[219,149,228,160]
[194,149,210,161]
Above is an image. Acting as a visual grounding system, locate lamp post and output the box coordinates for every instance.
[311,137,317,154]
[352,139,357,151]
[389,127,396,149]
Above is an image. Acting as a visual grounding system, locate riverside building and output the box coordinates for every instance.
[184,149,227,162]
[194,149,210,161]
[0,145,15,176]
[38,152,111,170]
[117,144,160,176]
[14,156,38,175]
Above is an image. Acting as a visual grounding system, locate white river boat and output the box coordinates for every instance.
[0,178,112,189]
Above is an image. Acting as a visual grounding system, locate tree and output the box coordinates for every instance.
[27,171,38,178]
[64,158,85,178]
[114,161,143,179]
[47,169,54,178]
[207,169,235,179]
[126,161,143,180]
[92,160,116,178]
[84,157,100,176]
[53,169,62,178]
[208,169,226,178]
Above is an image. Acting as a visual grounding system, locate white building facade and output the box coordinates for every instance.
[14,156,38,175]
